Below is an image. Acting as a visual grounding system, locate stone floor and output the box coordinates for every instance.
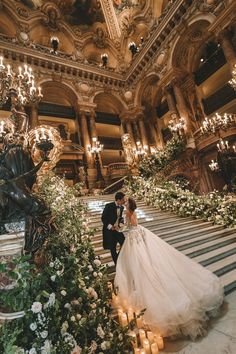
[163,291,236,354]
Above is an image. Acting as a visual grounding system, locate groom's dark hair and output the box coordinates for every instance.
[115,191,125,201]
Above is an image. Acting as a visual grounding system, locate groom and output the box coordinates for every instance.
[101,191,126,265]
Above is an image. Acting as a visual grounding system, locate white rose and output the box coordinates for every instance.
[31,302,42,313]
[76,314,81,320]
[64,303,71,309]
[41,330,48,339]
[50,275,56,282]
[94,259,101,266]
[49,262,54,268]
[30,323,37,331]
[93,272,98,277]
[101,342,107,350]
[70,316,76,322]
[61,290,67,296]
[29,348,37,354]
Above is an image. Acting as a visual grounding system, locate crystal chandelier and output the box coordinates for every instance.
[228,64,236,90]
[168,117,185,133]
[200,113,235,135]
[0,56,43,107]
[209,160,219,172]
[87,137,104,154]
[133,141,148,156]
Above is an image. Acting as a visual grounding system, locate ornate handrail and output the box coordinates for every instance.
[102,176,128,195]
[107,162,129,172]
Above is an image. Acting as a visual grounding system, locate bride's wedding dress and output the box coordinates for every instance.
[115,213,224,339]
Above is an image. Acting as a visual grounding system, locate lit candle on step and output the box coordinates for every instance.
[117,308,123,323]
[150,343,159,354]
[127,307,134,322]
[147,331,154,345]
[139,329,146,346]
[143,338,151,354]
[136,314,143,328]
[154,336,164,350]
[134,349,140,354]
[140,349,146,354]
[129,331,138,348]
[121,313,128,326]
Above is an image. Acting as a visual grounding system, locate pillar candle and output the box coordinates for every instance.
[121,313,128,327]
[136,315,143,328]
[154,336,164,350]
[150,343,159,354]
[129,331,138,348]
[127,308,134,322]
[117,308,123,324]
[143,338,151,354]
[139,329,146,347]
[147,331,154,344]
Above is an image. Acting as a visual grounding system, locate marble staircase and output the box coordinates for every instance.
[84,195,236,295]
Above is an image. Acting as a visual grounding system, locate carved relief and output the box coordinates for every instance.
[17,7,29,18]
[93,25,108,48]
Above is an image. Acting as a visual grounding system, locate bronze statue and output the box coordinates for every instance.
[0,131,53,252]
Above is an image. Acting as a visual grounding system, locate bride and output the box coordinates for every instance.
[114,197,224,339]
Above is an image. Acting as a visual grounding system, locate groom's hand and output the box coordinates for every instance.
[111,226,118,231]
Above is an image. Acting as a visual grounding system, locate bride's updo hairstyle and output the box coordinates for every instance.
[128,197,137,212]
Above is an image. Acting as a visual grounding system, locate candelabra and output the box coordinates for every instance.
[200,113,235,135]
[228,64,236,90]
[168,117,185,135]
[101,53,108,68]
[0,56,43,107]
[133,141,148,158]
[50,36,59,54]
[209,138,236,191]
[87,137,104,182]
[34,127,54,161]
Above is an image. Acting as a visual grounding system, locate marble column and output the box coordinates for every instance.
[132,120,141,144]
[172,78,195,136]
[29,104,39,129]
[218,29,236,70]
[89,110,97,140]
[79,110,93,167]
[164,85,179,120]
[138,117,149,149]
[125,120,135,146]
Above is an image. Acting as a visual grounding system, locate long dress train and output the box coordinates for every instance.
[115,219,224,339]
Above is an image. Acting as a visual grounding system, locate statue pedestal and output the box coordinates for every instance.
[0,222,25,321]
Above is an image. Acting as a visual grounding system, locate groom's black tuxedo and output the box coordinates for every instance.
[101,202,125,264]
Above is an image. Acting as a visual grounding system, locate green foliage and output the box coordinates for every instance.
[0,173,132,354]
[139,136,186,178]
[125,176,236,228]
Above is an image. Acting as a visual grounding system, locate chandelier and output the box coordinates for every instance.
[133,141,148,156]
[168,117,185,134]
[200,113,235,135]
[228,64,236,90]
[0,56,43,107]
[209,160,219,172]
[87,137,104,154]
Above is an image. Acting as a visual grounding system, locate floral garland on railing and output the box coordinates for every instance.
[0,173,132,354]
[124,176,236,228]
[139,136,186,178]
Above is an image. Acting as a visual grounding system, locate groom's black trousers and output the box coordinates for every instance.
[109,230,125,265]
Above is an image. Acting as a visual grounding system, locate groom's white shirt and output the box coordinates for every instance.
[107,201,120,230]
